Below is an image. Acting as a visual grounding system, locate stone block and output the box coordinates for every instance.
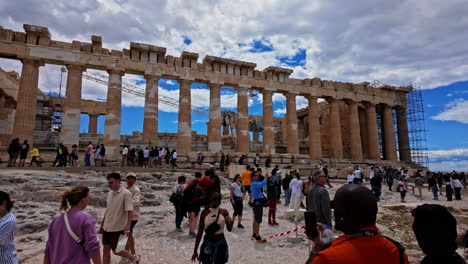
[26,32,38,45]
[81,43,92,53]
[174,58,182,67]
[38,36,50,46]
[131,49,139,60]
[13,32,26,43]
[122,49,130,58]
[111,50,122,57]
[140,51,149,62]
[72,41,81,51]
[4,30,14,41]
[149,52,158,63]
[0,26,4,40]
[182,58,190,68]
[166,56,174,66]
[91,35,102,54]
[102,48,110,55]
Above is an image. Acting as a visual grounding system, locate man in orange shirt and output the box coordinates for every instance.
[306,184,409,264]
[241,165,253,205]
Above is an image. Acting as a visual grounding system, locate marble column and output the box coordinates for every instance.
[307,96,322,158]
[328,98,343,159]
[208,83,222,152]
[366,103,381,160]
[12,58,42,144]
[396,106,411,162]
[262,89,274,154]
[236,85,249,153]
[142,75,160,146]
[88,113,99,134]
[348,100,363,160]
[286,92,299,154]
[176,79,192,154]
[103,69,124,159]
[60,65,84,146]
[383,104,398,161]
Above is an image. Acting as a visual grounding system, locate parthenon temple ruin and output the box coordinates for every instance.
[0,24,418,172]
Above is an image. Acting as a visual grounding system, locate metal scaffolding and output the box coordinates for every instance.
[406,85,429,168]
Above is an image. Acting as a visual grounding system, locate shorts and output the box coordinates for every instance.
[10,152,19,159]
[186,204,201,215]
[130,220,138,232]
[102,231,124,251]
[232,197,243,217]
[20,152,28,159]
[243,185,251,194]
[252,203,263,223]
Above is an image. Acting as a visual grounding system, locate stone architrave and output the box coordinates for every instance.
[208,83,222,152]
[176,79,192,154]
[286,92,299,154]
[142,75,160,146]
[262,89,274,154]
[307,96,322,158]
[60,65,84,147]
[236,85,249,153]
[382,104,397,161]
[347,100,363,160]
[12,58,42,143]
[396,106,411,162]
[327,98,343,159]
[365,103,381,160]
[88,113,99,134]
[103,69,124,159]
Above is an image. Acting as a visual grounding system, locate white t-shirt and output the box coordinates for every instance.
[122,147,128,155]
[347,174,355,183]
[289,178,303,197]
[231,182,243,197]
[159,150,164,157]
[143,149,150,158]
[354,169,362,179]
[172,152,178,159]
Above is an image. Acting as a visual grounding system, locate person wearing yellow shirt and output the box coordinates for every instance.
[241,165,254,205]
[29,146,41,167]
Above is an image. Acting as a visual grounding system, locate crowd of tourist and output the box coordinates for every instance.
[2,143,468,263]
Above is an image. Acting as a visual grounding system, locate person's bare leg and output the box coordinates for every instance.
[113,249,135,262]
[126,232,136,254]
[238,216,243,225]
[103,245,112,264]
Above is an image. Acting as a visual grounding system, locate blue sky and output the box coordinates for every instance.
[1,0,467,171]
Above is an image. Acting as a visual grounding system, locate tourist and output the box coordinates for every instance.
[143,147,149,167]
[172,176,186,231]
[99,173,139,264]
[121,145,128,167]
[125,173,141,256]
[196,152,204,169]
[353,166,362,184]
[230,174,245,229]
[99,144,106,166]
[412,204,465,263]
[58,143,69,167]
[191,193,233,263]
[452,174,463,200]
[369,166,375,179]
[386,168,395,191]
[7,138,20,167]
[289,171,303,211]
[241,165,253,205]
[370,170,383,202]
[43,186,101,264]
[129,148,136,167]
[414,172,425,198]
[305,184,409,264]
[251,171,269,242]
[253,153,260,168]
[444,173,454,201]
[347,169,354,184]
[158,147,165,167]
[164,147,171,166]
[0,191,17,264]
[94,145,101,167]
[209,168,221,195]
[183,172,205,236]
[427,172,439,200]
[85,141,93,166]
[306,174,332,226]
[170,149,178,168]
[29,145,41,167]
[267,171,279,226]
[52,142,62,167]
[265,154,272,168]
[282,170,293,207]
[18,139,29,167]
[69,144,79,167]
[436,173,444,196]
[398,176,408,203]
[219,151,225,172]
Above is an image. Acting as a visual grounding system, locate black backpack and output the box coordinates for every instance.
[170,185,183,205]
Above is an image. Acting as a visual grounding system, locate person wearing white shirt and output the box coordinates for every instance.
[452,175,463,200]
[121,145,128,167]
[288,172,303,211]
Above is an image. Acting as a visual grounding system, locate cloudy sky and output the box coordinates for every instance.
[0,0,467,171]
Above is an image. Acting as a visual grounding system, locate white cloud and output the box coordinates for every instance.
[428,148,468,160]
[429,160,468,172]
[272,93,286,102]
[428,148,468,172]
[431,98,468,124]
[165,80,176,85]
[274,108,286,115]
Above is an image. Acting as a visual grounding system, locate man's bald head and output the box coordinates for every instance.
[333,184,378,234]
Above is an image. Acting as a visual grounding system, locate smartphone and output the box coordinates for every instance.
[304,211,318,238]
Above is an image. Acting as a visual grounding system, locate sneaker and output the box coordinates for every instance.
[176,227,183,232]
[272,221,279,226]
[237,224,244,229]
[255,235,267,243]
[189,232,197,237]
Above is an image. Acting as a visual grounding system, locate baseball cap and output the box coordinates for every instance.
[126,172,137,179]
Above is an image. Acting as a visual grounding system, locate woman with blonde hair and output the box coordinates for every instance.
[43,186,101,264]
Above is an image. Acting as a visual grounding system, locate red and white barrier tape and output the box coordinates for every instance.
[266,225,305,240]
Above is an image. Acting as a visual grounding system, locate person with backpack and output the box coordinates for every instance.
[184,173,209,236]
[171,176,186,231]
[69,144,79,167]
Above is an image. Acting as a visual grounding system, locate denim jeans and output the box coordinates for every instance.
[84,153,91,166]
[284,189,291,206]
[431,185,439,199]
[446,185,453,201]
[174,205,185,228]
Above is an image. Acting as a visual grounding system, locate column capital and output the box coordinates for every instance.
[305,95,319,101]
[262,89,273,96]
[144,74,161,81]
[325,97,340,103]
[20,58,44,67]
[285,91,298,99]
[107,69,125,76]
[208,82,223,89]
[89,113,100,117]
[344,99,359,105]
[363,101,376,107]
[66,64,85,72]
[178,78,193,86]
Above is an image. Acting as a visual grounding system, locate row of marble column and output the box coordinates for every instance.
[11,59,411,162]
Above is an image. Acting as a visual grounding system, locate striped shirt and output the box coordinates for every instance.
[0,212,18,264]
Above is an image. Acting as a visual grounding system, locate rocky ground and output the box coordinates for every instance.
[0,168,467,264]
